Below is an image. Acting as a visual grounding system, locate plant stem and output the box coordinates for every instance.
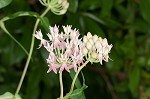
[15,7,50,95]
[64,60,89,98]
[59,72,63,98]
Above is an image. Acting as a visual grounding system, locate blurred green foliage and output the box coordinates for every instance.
[0,0,150,99]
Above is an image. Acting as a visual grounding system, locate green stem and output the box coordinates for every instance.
[59,72,63,98]
[64,60,89,98]
[15,7,51,95]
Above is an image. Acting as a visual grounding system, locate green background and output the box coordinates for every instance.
[0,0,150,99]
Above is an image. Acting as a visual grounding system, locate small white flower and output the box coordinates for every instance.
[83,36,88,43]
[93,35,98,42]
[87,32,92,39]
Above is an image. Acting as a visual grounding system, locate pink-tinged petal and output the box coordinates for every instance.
[44,42,53,52]
[38,39,49,49]
[104,55,109,62]
[47,33,52,41]
[98,54,103,65]
[63,25,72,35]
[43,40,49,47]
[53,25,59,33]
[47,66,52,73]
[47,64,59,74]
[34,30,43,40]
[59,66,65,73]
[109,44,113,51]
[54,64,60,68]
[59,41,66,49]
[52,67,57,74]
[48,52,56,61]
[53,39,61,49]
[65,66,70,72]
[73,65,77,72]
[38,42,42,49]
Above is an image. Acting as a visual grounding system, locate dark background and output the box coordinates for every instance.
[0,0,150,99]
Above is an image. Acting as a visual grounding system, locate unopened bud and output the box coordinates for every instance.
[93,35,98,42]
[86,42,92,50]
[89,38,94,45]
[91,52,98,59]
[82,47,88,55]
[103,46,109,55]
[83,36,88,43]
[87,32,92,39]
[102,38,108,46]
[95,40,102,49]
[98,37,102,42]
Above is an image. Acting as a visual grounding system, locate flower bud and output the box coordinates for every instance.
[98,37,102,42]
[83,36,88,43]
[86,42,92,50]
[39,0,69,15]
[93,35,98,42]
[87,32,92,39]
[95,40,102,49]
[82,47,88,55]
[102,38,108,46]
[89,38,94,45]
[91,52,98,59]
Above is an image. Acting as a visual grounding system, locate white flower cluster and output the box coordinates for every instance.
[34,25,112,73]
[82,32,112,64]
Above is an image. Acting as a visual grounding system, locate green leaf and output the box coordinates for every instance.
[14,94,22,99]
[100,17,122,29]
[0,92,21,99]
[68,0,78,13]
[129,66,140,97]
[0,21,28,55]
[145,88,150,98]
[69,70,86,99]
[70,69,82,88]
[79,0,101,10]
[114,82,128,92]
[100,0,113,17]
[26,63,41,99]
[140,0,150,24]
[69,71,87,99]
[0,11,40,55]
[40,17,50,32]
[70,84,88,98]
[83,17,105,37]
[115,4,128,19]
[0,92,13,99]
[1,11,40,22]
[82,12,105,25]
[0,0,12,9]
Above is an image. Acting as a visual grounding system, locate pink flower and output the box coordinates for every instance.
[47,64,60,74]
[34,30,49,48]
[59,63,71,73]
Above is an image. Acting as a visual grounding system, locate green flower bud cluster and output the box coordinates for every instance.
[39,0,69,15]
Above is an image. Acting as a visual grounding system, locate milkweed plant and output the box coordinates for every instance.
[0,0,112,99]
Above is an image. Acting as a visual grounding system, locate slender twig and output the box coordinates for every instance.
[59,72,63,98]
[15,7,51,95]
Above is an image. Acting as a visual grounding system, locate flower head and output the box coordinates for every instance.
[34,25,112,74]
[82,32,113,64]
[35,25,84,73]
